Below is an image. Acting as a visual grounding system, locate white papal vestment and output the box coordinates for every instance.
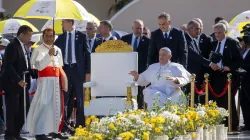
[136,62,191,109]
[27,44,64,135]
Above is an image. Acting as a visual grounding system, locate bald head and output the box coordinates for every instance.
[132,19,144,37]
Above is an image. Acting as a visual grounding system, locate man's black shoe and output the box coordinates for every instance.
[240,126,250,131]
[14,136,27,140]
[50,133,69,139]
[35,135,53,140]
[4,136,16,140]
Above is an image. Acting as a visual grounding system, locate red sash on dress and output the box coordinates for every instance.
[38,66,67,132]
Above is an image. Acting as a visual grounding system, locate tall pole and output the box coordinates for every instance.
[190,74,196,108]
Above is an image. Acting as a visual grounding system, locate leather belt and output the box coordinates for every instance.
[64,63,77,67]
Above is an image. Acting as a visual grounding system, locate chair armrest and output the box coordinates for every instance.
[83,81,96,88]
[126,81,138,87]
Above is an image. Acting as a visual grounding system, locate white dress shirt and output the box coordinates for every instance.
[131,34,140,48]
[89,37,95,52]
[215,37,227,68]
[105,35,117,41]
[162,28,171,39]
[65,30,77,64]
[17,38,28,68]
[243,48,250,59]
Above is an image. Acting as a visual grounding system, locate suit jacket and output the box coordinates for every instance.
[121,34,150,73]
[199,33,213,59]
[211,37,243,72]
[148,28,188,68]
[55,30,91,80]
[91,37,103,53]
[185,33,210,75]
[210,33,216,41]
[0,38,32,93]
[241,49,250,86]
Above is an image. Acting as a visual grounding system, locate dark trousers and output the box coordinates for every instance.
[0,95,3,120]
[63,65,85,127]
[137,86,145,109]
[210,71,239,130]
[240,84,250,129]
[4,90,30,137]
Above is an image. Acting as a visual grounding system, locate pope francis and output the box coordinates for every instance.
[130,47,191,109]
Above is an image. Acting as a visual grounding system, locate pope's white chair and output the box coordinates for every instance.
[83,50,138,117]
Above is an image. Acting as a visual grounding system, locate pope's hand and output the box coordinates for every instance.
[166,76,179,84]
[129,70,139,81]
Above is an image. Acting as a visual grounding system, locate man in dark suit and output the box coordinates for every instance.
[185,20,219,103]
[86,21,103,53]
[54,19,91,131]
[210,17,224,41]
[98,20,117,42]
[121,19,150,109]
[147,12,188,68]
[193,18,213,59]
[240,35,250,131]
[0,25,33,140]
[210,23,243,131]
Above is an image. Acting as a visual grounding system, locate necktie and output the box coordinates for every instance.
[133,37,138,51]
[216,42,221,53]
[164,33,168,39]
[67,33,72,64]
[164,33,168,46]
[89,39,92,49]
[193,39,200,53]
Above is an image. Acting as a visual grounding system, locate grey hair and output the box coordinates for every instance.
[213,23,227,31]
[133,19,144,25]
[218,20,229,31]
[158,12,171,20]
[187,20,199,29]
[193,18,203,26]
[87,21,98,28]
[160,47,172,53]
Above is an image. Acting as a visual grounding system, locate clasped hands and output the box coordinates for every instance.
[210,63,230,72]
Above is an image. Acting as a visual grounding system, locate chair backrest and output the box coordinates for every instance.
[91,52,138,96]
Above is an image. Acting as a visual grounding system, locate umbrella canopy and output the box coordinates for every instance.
[229,10,250,26]
[227,22,250,39]
[0,19,39,34]
[13,0,85,20]
[41,0,99,34]
[41,13,100,34]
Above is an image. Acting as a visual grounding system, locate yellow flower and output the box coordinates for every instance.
[142,132,149,140]
[109,123,116,130]
[156,116,165,124]
[130,129,136,133]
[119,132,134,140]
[93,134,103,140]
[155,126,163,133]
[191,132,196,138]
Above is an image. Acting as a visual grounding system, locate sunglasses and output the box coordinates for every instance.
[143,33,148,35]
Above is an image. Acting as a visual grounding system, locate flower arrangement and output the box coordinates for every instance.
[95,40,133,52]
[71,100,228,140]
